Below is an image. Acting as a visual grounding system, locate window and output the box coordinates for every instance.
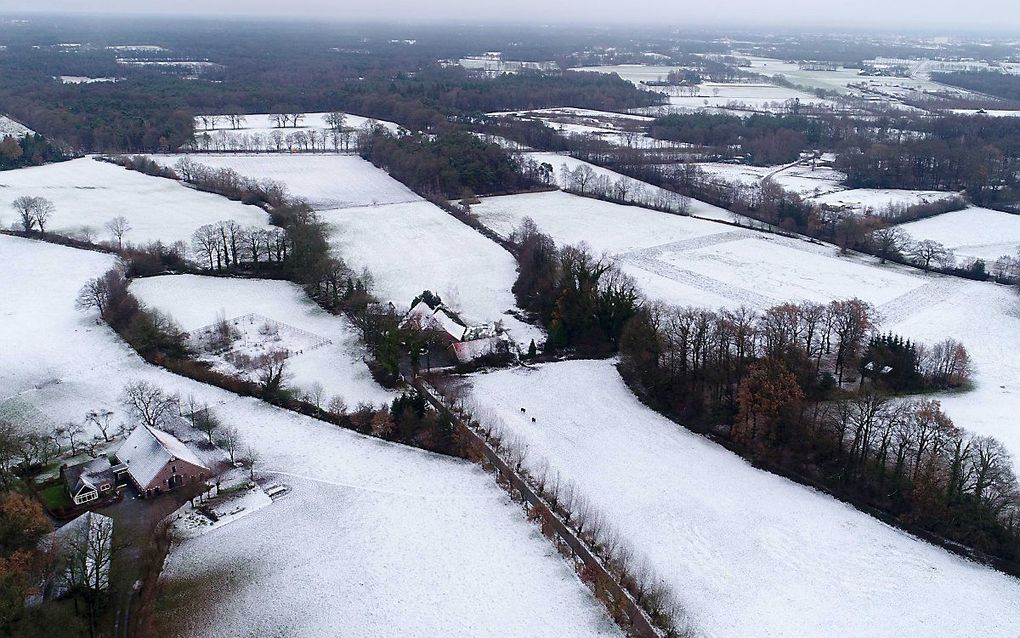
[171,465,177,473]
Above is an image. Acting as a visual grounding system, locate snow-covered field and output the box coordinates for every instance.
[1,235,619,637]
[473,190,730,254]
[0,158,269,244]
[0,114,31,137]
[899,207,1020,263]
[472,188,929,311]
[887,278,1020,464]
[321,199,544,344]
[162,398,620,638]
[155,153,420,210]
[465,359,1020,638]
[0,235,228,439]
[191,112,402,152]
[131,275,393,406]
[524,152,736,221]
[696,161,846,198]
[471,188,1020,470]
[810,188,961,216]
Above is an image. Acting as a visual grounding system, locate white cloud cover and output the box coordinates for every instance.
[2,0,1019,30]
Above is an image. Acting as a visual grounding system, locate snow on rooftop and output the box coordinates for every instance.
[118,425,208,488]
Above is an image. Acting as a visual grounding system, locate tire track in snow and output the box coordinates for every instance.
[876,277,961,325]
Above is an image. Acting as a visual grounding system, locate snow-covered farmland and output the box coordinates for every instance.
[191,112,402,152]
[640,82,836,116]
[0,235,228,438]
[155,153,420,210]
[810,188,961,216]
[322,199,544,344]
[0,158,269,244]
[472,188,1020,469]
[696,161,846,198]
[568,64,683,86]
[130,275,393,406]
[473,190,730,254]
[465,359,1020,638]
[0,114,31,137]
[653,234,928,307]
[899,207,1020,263]
[161,398,621,638]
[525,151,736,221]
[1,235,620,637]
[472,188,930,311]
[887,279,1020,467]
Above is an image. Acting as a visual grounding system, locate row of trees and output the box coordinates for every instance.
[529,160,690,215]
[618,299,1019,565]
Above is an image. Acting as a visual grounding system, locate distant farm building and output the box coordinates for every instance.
[116,425,210,498]
[403,296,513,365]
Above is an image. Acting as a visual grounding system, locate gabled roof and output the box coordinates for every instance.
[64,457,115,496]
[50,511,114,595]
[117,425,209,489]
[404,301,466,342]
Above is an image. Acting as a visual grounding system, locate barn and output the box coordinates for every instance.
[115,425,210,498]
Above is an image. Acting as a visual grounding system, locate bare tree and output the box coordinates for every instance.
[85,410,116,442]
[218,425,241,464]
[253,350,289,398]
[242,445,261,480]
[869,226,908,264]
[122,381,179,428]
[12,196,53,234]
[60,420,86,455]
[56,512,118,637]
[105,216,131,250]
[194,405,220,443]
[75,276,111,318]
[908,239,951,271]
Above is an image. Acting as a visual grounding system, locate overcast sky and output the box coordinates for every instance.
[2,0,1019,31]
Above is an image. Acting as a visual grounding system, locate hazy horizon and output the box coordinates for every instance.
[1,0,1019,33]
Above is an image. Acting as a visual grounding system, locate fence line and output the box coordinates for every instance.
[409,376,668,638]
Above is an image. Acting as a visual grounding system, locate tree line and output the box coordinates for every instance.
[618,299,1020,569]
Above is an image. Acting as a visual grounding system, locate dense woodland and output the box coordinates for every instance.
[933,70,1020,102]
[618,300,1020,569]
[0,19,661,154]
[360,129,535,198]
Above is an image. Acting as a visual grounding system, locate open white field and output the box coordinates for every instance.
[569,64,683,86]
[321,199,544,344]
[899,207,1020,263]
[155,153,420,210]
[163,398,621,638]
[0,235,618,637]
[464,359,1020,638]
[887,279,1020,469]
[192,112,402,149]
[0,234,229,440]
[0,114,32,137]
[472,188,931,312]
[473,190,731,254]
[649,82,836,114]
[656,234,928,307]
[0,158,269,244]
[525,151,737,221]
[810,188,961,216]
[696,161,847,198]
[130,275,393,406]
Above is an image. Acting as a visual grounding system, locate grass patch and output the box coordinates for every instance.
[40,483,72,510]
